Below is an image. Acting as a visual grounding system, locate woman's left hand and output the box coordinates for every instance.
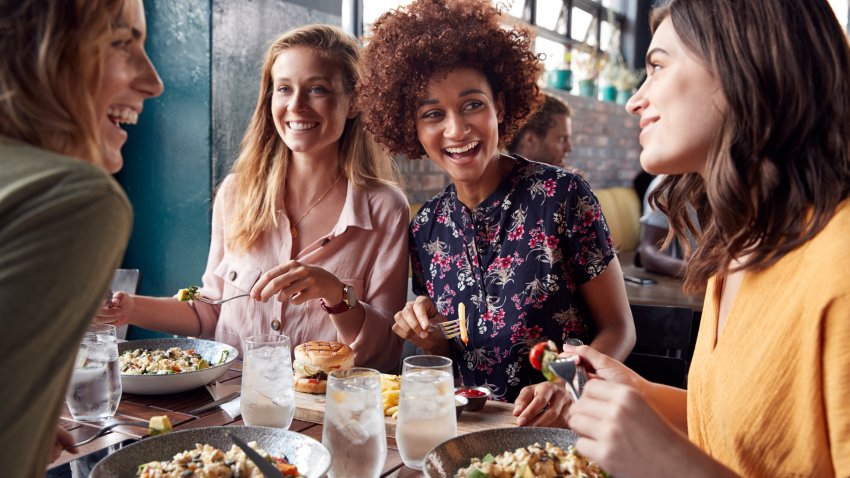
[567,380,689,477]
[512,381,570,427]
[251,260,343,306]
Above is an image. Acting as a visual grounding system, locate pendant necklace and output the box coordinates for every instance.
[287,170,343,239]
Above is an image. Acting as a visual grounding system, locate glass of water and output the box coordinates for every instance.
[322,368,387,478]
[395,355,456,470]
[240,334,294,428]
[66,324,121,422]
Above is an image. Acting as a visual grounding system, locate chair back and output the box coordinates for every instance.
[625,304,694,388]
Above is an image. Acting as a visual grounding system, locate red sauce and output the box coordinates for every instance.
[456,389,486,398]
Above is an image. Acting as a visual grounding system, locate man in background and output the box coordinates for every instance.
[508,93,573,169]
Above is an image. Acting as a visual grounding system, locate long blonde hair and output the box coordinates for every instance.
[226,24,398,252]
[0,0,124,167]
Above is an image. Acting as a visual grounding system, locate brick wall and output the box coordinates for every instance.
[398,88,643,205]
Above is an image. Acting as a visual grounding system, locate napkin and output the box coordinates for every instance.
[206,381,242,418]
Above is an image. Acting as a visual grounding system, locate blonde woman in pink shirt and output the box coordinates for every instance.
[98,25,409,372]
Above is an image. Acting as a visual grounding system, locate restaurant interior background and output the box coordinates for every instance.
[119,0,850,339]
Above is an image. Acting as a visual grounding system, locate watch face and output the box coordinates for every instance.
[344,285,357,307]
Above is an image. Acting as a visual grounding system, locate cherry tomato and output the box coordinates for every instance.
[529,342,548,370]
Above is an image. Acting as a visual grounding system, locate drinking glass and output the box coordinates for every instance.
[65,324,121,422]
[395,355,456,470]
[240,334,294,428]
[322,368,387,478]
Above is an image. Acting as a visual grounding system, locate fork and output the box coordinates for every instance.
[429,318,461,339]
[71,420,149,447]
[193,293,251,305]
[548,359,581,402]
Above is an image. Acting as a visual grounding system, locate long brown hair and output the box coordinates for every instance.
[649,0,850,292]
[0,0,124,166]
[226,24,398,252]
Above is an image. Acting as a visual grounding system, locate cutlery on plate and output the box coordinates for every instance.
[71,420,149,448]
[227,432,280,478]
[188,392,240,415]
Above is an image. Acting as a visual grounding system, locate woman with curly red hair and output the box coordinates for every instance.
[358,0,634,425]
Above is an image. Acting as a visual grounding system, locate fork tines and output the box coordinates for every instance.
[429,319,461,339]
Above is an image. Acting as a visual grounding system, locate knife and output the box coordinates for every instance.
[227,432,280,478]
[188,392,240,415]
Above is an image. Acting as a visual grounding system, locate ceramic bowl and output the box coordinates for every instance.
[118,338,238,395]
[91,426,330,478]
[453,386,491,412]
[423,427,578,478]
[454,395,468,419]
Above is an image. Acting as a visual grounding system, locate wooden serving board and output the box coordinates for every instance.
[293,391,518,436]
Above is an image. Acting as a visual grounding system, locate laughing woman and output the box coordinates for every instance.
[99,25,409,372]
[358,0,634,425]
[564,0,850,476]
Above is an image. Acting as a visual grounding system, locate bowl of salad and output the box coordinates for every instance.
[91,426,330,478]
[118,337,238,395]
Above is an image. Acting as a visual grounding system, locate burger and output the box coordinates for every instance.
[293,341,354,394]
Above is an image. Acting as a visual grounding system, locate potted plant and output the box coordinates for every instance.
[573,50,606,98]
[546,51,573,92]
[613,66,644,105]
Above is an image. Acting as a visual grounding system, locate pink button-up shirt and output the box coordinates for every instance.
[192,174,409,372]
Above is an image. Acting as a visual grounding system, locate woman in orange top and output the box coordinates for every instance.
[566,0,850,476]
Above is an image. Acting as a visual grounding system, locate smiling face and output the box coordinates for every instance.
[626,18,726,176]
[415,67,505,206]
[270,47,354,161]
[95,0,164,173]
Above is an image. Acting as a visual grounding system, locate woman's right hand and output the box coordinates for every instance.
[562,342,647,392]
[93,291,135,327]
[392,295,446,350]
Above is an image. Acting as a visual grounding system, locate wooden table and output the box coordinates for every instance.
[50,362,519,477]
[619,252,704,311]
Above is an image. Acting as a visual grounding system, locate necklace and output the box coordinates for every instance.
[286,171,343,238]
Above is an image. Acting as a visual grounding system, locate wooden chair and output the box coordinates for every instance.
[110,268,141,339]
[624,304,694,388]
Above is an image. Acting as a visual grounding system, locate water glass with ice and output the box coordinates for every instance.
[241,334,294,428]
[66,324,122,422]
[395,355,456,470]
[322,368,387,478]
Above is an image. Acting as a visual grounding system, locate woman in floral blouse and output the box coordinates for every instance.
[358,0,635,426]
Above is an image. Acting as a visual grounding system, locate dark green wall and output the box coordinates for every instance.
[117,1,212,337]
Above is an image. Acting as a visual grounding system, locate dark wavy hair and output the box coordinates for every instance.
[357,0,543,159]
[649,0,850,292]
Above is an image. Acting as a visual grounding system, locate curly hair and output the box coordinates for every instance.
[357,0,543,159]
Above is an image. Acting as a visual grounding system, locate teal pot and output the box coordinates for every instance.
[578,79,597,98]
[616,88,634,105]
[546,69,573,92]
[600,85,617,102]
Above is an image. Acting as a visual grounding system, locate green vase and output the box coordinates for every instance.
[546,69,573,92]
[601,85,617,102]
[616,89,633,105]
[578,79,597,98]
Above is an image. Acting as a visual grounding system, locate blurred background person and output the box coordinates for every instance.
[0,0,162,474]
[566,0,850,476]
[507,93,574,170]
[637,174,690,277]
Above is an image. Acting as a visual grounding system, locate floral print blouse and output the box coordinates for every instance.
[410,155,615,402]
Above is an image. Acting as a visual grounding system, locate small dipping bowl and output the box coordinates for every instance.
[454,395,468,419]
[454,386,492,412]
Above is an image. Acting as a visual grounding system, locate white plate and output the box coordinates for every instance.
[118,338,238,395]
[91,426,330,478]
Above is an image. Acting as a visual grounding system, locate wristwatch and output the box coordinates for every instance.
[321,284,357,314]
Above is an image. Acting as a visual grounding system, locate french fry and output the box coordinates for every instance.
[386,405,399,416]
[459,302,468,345]
[379,373,401,417]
